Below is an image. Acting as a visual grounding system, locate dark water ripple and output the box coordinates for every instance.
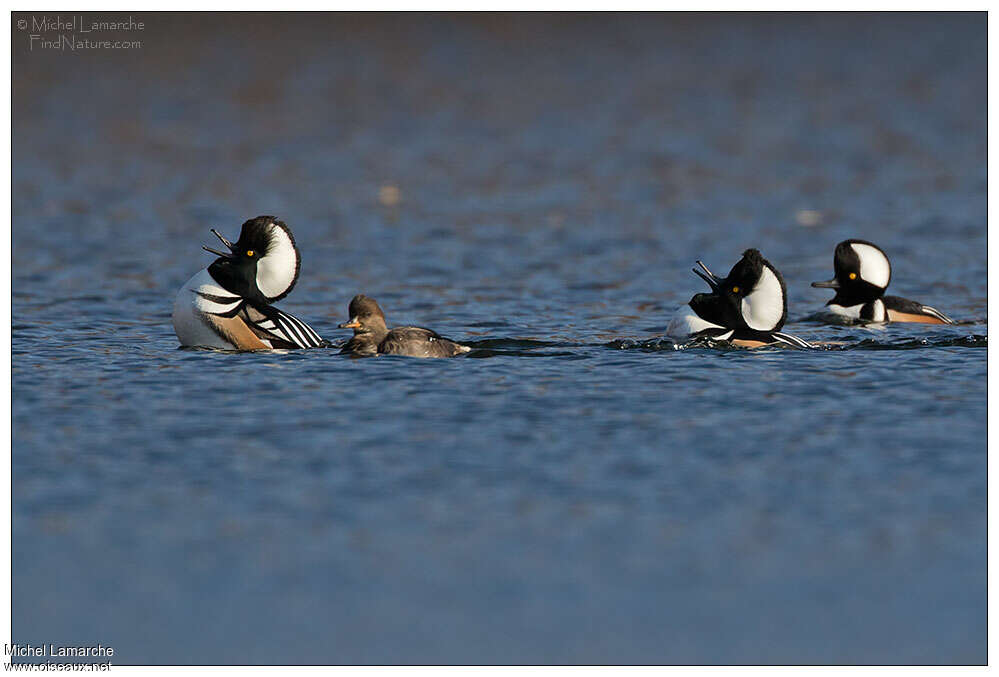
[12,13,985,664]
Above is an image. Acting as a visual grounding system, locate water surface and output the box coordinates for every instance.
[12,13,986,664]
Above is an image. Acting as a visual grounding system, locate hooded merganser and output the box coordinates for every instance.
[172,216,326,350]
[811,239,954,324]
[667,248,813,348]
[338,295,471,358]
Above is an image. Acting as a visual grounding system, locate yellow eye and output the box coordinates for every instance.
[848,272,857,280]
[732,286,740,293]
[246,250,255,257]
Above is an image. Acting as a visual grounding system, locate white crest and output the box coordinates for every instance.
[851,242,890,289]
[255,224,298,300]
[741,265,784,331]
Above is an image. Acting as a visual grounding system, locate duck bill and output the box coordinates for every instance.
[692,260,722,292]
[203,228,236,258]
[811,278,840,289]
[211,228,234,249]
[202,245,233,258]
[338,318,362,329]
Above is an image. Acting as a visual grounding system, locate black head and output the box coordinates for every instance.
[338,294,388,335]
[811,239,891,305]
[688,248,788,332]
[205,216,301,303]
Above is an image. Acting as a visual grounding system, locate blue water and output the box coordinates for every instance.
[12,13,986,664]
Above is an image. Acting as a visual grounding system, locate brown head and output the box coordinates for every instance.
[338,295,389,338]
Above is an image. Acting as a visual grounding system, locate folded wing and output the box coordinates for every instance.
[379,326,470,358]
[883,295,954,325]
[242,303,327,349]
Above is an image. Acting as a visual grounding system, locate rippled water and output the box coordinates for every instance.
[12,13,986,664]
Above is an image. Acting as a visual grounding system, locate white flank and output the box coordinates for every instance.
[851,242,891,289]
[256,224,298,300]
[741,266,784,331]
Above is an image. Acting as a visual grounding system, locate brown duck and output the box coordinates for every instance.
[338,295,471,358]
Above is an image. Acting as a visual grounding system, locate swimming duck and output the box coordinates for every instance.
[811,239,954,324]
[667,248,813,348]
[338,295,471,358]
[172,216,326,349]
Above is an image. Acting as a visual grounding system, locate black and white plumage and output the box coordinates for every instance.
[667,248,814,348]
[235,300,325,349]
[811,239,954,325]
[172,216,326,350]
[338,295,471,358]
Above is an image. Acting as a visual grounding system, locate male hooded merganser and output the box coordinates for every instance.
[811,239,954,324]
[667,248,813,348]
[172,216,326,349]
[338,295,471,358]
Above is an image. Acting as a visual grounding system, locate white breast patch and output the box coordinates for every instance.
[827,300,885,322]
[172,269,242,348]
[826,303,863,319]
[870,299,886,322]
[667,309,725,340]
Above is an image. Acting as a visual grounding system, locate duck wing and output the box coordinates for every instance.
[379,326,470,358]
[769,331,815,349]
[242,303,327,349]
[883,295,954,325]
